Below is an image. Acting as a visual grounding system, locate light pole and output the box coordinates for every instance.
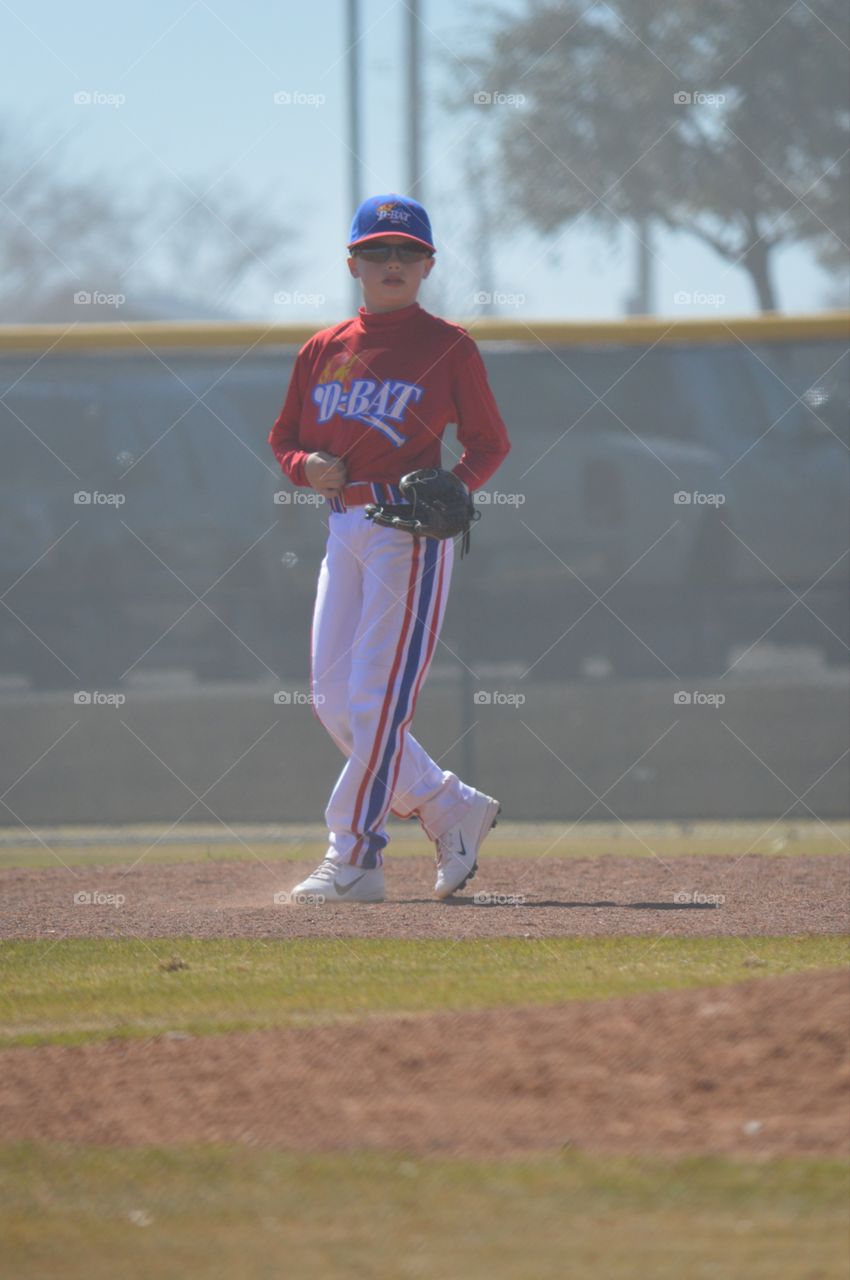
[347,0,363,312]
[406,0,422,199]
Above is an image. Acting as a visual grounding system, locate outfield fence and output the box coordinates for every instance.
[1,314,847,823]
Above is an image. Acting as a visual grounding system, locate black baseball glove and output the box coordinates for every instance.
[364,468,480,557]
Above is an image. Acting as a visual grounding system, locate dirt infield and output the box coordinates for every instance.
[1,853,846,939]
[1,970,847,1160]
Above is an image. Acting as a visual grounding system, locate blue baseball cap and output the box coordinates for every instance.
[347,194,435,253]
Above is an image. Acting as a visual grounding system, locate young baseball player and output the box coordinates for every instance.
[269,193,511,903]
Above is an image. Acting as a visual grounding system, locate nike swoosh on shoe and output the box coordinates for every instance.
[333,873,369,896]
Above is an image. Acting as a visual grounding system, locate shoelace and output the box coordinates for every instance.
[311,858,341,882]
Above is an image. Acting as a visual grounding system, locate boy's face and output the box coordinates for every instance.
[347,233,435,312]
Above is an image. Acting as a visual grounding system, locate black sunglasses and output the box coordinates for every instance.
[353,243,434,264]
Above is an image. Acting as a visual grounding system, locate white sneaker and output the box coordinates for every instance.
[433,792,501,899]
[288,857,385,904]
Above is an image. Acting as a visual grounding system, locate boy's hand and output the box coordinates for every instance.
[305,451,348,497]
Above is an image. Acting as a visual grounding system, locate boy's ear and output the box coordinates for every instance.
[347,256,360,278]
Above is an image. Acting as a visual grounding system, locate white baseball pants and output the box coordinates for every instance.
[310,509,476,868]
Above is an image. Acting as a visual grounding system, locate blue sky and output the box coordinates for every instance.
[0,0,839,322]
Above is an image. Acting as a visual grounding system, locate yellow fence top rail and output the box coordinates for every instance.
[0,312,847,353]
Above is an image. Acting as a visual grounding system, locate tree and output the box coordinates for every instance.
[459,0,849,311]
[0,125,295,320]
[0,125,138,315]
[126,177,295,315]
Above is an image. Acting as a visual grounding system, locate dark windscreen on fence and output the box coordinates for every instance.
[1,336,847,823]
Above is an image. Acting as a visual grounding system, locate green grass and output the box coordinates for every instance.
[1,1143,847,1280]
[1,935,846,1047]
[1,818,846,868]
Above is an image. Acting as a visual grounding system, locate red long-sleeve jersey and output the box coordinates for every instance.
[268,301,511,492]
